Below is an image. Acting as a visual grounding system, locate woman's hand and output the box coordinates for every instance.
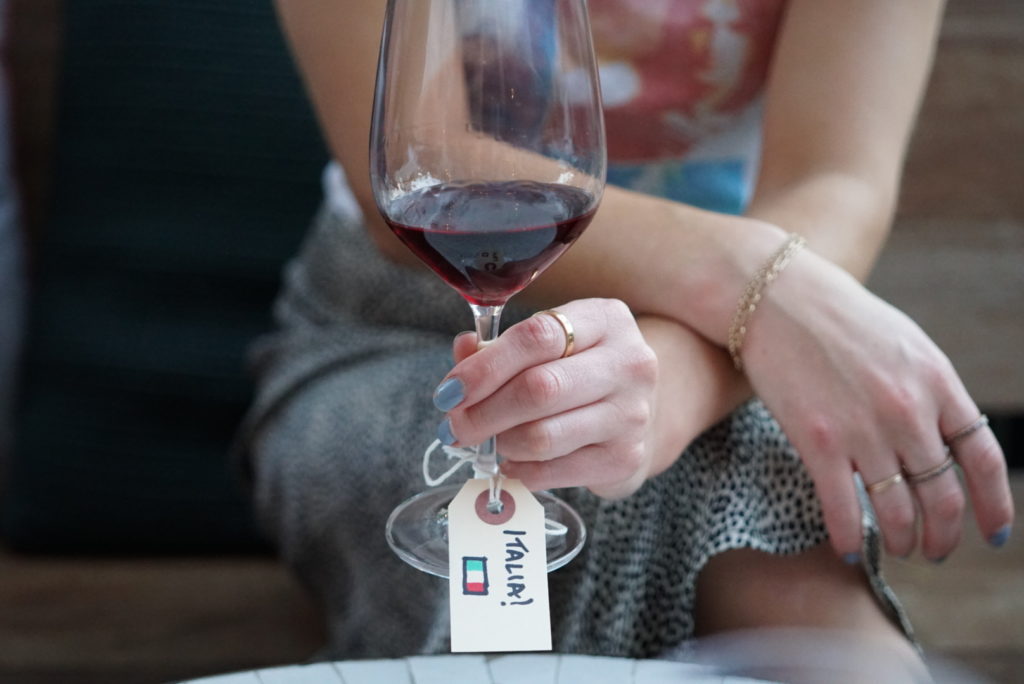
[742,248,1015,562]
[432,298,659,499]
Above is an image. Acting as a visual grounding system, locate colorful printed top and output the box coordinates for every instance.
[589,0,786,213]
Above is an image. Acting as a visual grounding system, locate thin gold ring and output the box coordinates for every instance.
[944,414,989,448]
[534,309,575,358]
[866,470,905,496]
[906,454,956,486]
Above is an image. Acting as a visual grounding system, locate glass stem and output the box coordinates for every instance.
[469,303,504,484]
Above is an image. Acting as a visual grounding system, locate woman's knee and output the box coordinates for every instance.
[694,543,895,635]
[694,544,924,681]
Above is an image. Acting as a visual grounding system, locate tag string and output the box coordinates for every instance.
[422,439,478,487]
[422,439,505,513]
[421,440,567,537]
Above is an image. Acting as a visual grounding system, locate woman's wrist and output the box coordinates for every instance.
[672,213,792,349]
[727,233,807,370]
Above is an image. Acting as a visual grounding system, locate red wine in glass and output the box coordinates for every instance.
[384,181,597,306]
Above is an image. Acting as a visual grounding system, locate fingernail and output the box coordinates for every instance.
[433,378,465,411]
[930,555,948,565]
[437,417,457,446]
[842,552,861,566]
[989,524,1012,548]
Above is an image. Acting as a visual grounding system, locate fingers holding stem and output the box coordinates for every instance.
[433,298,658,495]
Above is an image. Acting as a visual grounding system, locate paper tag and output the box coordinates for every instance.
[447,478,552,653]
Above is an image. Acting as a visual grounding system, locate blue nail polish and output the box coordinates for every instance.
[433,378,465,412]
[842,552,861,566]
[437,418,457,446]
[989,524,1012,548]
[930,555,948,565]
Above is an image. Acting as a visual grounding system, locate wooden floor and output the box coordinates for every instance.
[0,473,1019,684]
[0,549,324,684]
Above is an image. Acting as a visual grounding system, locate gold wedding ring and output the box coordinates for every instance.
[534,309,575,358]
[866,470,905,496]
[906,453,956,486]
[944,414,989,448]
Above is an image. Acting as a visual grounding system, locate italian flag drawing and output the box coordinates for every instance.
[461,556,489,596]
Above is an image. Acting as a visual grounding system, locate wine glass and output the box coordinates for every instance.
[371,0,606,577]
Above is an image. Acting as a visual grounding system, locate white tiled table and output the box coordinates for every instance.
[182,655,771,683]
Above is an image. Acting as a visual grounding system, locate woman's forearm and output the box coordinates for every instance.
[520,187,789,350]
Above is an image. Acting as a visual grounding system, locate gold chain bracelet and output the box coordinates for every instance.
[727,233,807,371]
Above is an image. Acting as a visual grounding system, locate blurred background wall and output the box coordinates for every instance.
[0,0,25,481]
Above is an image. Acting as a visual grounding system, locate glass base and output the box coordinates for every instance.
[385,483,586,578]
